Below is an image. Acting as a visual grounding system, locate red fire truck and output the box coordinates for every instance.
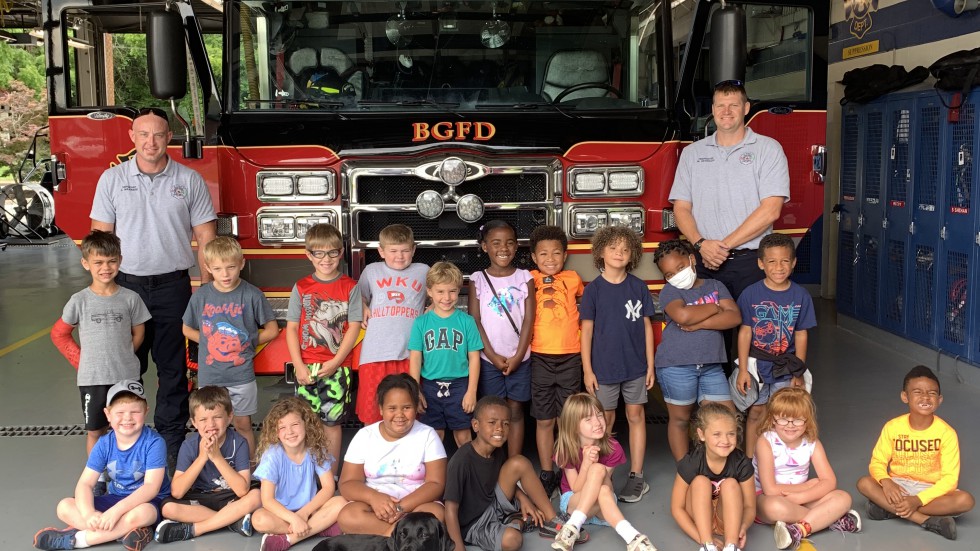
[38,0,828,373]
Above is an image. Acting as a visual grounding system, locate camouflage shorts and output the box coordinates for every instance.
[295,364,352,426]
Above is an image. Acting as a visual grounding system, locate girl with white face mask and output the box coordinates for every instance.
[654,240,743,461]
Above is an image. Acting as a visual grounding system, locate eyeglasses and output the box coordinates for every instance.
[774,418,806,427]
[135,107,169,121]
[714,79,744,89]
[307,248,342,259]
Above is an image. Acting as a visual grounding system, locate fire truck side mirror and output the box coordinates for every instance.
[709,5,746,88]
[147,11,188,100]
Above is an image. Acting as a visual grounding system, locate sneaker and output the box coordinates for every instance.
[155,520,195,543]
[626,533,658,551]
[33,527,78,550]
[227,513,253,537]
[539,518,590,543]
[551,523,581,551]
[831,509,862,534]
[617,472,650,503]
[773,521,803,549]
[260,533,292,551]
[119,527,152,551]
[865,500,897,521]
[922,516,956,540]
[698,544,718,551]
[540,470,560,499]
[721,545,742,551]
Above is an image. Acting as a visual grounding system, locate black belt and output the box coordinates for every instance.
[727,248,757,259]
[117,269,189,285]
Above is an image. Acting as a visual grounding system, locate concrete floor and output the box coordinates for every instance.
[0,241,975,551]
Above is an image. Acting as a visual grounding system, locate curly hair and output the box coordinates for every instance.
[758,233,795,259]
[554,393,614,471]
[256,396,331,466]
[692,402,742,449]
[529,225,568,253]
[591,226,643,272]
[759,387,818,441]
[376,373,421,408]
[652,238,693,266]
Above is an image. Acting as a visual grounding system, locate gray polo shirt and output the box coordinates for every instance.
[669,127,789,250]
[90,156,216,276]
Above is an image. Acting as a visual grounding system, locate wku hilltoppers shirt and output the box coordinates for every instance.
[356,262,429,365]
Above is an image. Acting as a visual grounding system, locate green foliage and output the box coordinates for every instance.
[0,39,46,95]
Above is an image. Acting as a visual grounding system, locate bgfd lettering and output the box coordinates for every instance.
[894,438,941,452]
[412,122,496,142]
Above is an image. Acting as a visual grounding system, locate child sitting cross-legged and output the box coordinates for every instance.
[754,387,861,549]
[445,396,570,551]
[154,385,261,543]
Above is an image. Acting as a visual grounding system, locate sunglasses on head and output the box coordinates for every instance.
[135,107,169,121]
[714,79,744,89]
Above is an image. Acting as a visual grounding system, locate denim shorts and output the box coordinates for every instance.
[559,490,609,527]
[656,363,731,406]
[753,379,792,406]
[479,358,531,402]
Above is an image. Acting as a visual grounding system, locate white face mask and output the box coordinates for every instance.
[668,265,697,290]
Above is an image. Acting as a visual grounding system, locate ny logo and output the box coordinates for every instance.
[624,300,642,322]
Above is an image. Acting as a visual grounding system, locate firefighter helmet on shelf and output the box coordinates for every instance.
[305,68,355,99]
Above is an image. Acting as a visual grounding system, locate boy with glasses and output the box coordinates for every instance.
[286,223,363,463]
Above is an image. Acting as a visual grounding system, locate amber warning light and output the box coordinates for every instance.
[412,122,496,142]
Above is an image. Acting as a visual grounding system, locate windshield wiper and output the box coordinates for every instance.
[475,102,555,110]
[357,99,463,118]
[245,98,350,116]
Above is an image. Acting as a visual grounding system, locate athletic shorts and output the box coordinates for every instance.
[95,494,164,523]
[464,485,520,551]
[596,375,648,410]
[79,385,112,431]
[357,359,409,425]
[225,381,259,417]
[479,359,531,402]
[530,353,583,420]
[891,477,935,497]
[656,363,731,406]
[419,377,472,431]
[751,379,792,407]
[296,364,352,426]
[161,480,260,511]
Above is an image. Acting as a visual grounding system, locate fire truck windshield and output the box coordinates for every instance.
[234,0,661,112]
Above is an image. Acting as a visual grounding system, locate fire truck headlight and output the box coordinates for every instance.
[608,170,641,192]
[259,216,296,240]
[572,172,605,194]
[295,215,337,237]
[456,194,484,223]
[417,190,445,219]
[261,176,293,196]
[297,175,333,198]
[569,206,644,238]
[608,209,645,234]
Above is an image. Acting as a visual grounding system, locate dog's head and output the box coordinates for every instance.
[387,512,454,551]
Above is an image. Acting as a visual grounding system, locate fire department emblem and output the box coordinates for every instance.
[170,183,187,199]
[739,152,755,165]
[844,0,878,40]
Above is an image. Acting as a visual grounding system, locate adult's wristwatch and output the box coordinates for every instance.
[694,238,706,251]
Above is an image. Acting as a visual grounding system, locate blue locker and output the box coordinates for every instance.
[936,94,976,357]
[906,95,944,347]
[881,99,914,334]
[837,106,861,317]
[857,106,885,324]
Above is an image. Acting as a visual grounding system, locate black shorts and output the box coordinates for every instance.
[79,385,113,431]
[530,353,583,420]
[161,480,260,511]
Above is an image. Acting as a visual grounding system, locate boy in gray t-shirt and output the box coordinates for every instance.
[51,231,151,455]
[182,237,278,460]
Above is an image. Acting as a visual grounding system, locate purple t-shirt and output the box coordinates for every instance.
[580,274,656,384]
[656,278,732,368]
[558,437,627,494]
[471,269,532,362]
[737,280,816,383]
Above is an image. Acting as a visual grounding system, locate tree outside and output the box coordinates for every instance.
[0,39,47,181]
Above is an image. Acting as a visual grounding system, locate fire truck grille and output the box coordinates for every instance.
[354,174,548,204]
[355,208,548,243]
[365,247,536,276]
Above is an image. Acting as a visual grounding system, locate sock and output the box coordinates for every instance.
[74,530,90,549]
[614,520,640,543]
[567,510,587,530]
[798,520,813,537]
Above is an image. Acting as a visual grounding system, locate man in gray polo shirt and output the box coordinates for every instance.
[669,80,789,300]
[90,107,216,466]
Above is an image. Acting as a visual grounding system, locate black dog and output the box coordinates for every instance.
[312,512,454,551]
